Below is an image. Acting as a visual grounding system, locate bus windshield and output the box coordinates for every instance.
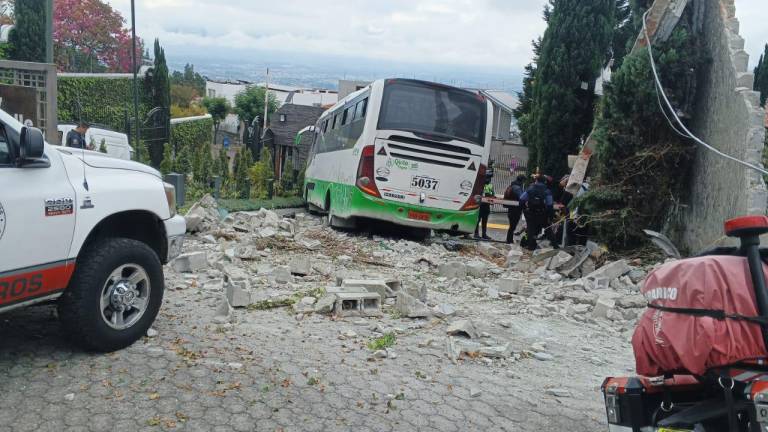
[377,80,486,146]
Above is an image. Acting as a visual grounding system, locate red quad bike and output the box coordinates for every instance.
[602,215,768,432]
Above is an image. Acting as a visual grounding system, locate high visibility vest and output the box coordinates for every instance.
[483,183,494,196]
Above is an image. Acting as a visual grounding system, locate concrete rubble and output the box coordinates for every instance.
[168,196,657,375]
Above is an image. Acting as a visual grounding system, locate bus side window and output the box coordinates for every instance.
[355,98,368,120]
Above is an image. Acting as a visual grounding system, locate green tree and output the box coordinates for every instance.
[753,44,768,106]
[576,24,701,249]
[236,148,255,199]
[146,38,171,167]
[99,138,107,153]
[529,0,616,177]
[218,147,230,179]
[8,0,45,62]
[234,86,278,150]
[160,143,174,174]
[248,147,274,199]
[202,97,231,143]
[171,84,198,108]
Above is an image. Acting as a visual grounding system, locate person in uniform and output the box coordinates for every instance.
[65,122,91,150]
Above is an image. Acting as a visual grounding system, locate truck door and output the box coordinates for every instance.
[0,123,77,309]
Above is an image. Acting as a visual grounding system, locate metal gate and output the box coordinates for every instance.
[490,149,528,213]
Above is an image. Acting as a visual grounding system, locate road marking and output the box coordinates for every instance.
[488,223,509,229]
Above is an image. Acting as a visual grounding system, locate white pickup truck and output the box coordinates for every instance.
[0,109,185,352]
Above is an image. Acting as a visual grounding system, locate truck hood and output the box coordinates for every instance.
[55,147,161,178]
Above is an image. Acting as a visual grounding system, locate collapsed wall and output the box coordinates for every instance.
[679,0,766,252]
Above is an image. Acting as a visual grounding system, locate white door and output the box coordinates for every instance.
[0,127,77,308]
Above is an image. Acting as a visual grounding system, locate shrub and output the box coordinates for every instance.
[248,147,274,199]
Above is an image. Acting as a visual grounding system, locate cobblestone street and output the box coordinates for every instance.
[0,207,637,432]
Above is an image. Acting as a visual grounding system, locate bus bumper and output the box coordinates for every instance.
[351,188,478,233]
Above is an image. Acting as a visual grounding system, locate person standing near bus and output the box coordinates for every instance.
[474,175,494,240]
[503,175,526,244]
[519,175,553,250]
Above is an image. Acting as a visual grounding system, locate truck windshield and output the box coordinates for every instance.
[377,80,486,146]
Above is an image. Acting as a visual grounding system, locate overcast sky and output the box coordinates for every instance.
[109,0,768,72]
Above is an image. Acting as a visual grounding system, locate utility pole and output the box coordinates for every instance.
[262,68,269,132]
[45,0,53,63]
[130,0,141,161]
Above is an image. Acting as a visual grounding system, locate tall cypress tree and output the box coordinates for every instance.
[754,44,768,107]
[148,39,171,167]
[8,0,45,62]
[530,0,617,177]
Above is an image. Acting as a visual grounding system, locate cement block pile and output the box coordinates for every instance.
[169,195,656,365]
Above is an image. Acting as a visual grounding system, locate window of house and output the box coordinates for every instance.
[279,114,287,122]
[208,89,216,98]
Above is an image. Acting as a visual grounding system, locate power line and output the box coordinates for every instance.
[642,10,768,176]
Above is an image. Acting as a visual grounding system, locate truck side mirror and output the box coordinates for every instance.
[20,126,44,159]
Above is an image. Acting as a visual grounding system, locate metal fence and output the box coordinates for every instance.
[490,148,528,213]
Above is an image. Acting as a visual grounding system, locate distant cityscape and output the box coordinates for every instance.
[167,52,522,93]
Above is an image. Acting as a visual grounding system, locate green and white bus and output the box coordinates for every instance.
[303,78,492,235]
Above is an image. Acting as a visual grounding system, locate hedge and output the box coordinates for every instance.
[57,76,152,133]
[170,117,213,152]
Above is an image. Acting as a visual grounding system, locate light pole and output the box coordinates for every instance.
[130,0,141,161]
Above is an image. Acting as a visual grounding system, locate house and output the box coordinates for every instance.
[205,78,338,108]
[338,80,372,99]
[261,104,326,181]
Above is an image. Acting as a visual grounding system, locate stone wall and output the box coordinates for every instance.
[679,0,766,252]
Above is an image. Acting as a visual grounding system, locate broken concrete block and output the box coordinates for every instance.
[548,251,573,270]
[343,279,395,299]
[587,260,631,281]
[314,295,337,315]
[506,248,524,267]
[172,252,208,273]
[300,239,322,251]
[394,291,431,318]
[279,219,295,234]
[290,256,312,276]
[477,242,502,258]
[184,214,203,233]
[405,284,427,303]
[293,296,317,313]
[479,343,511,358]
[225,281,251,308]
[592,297,616,319]
[335,292,382,317]
[497,278,522,294]
[273,266,293,284]
[616,294,646,309]
[432,303,457,318]
[486,287,499,299]
[447,319,478,339]
[258,227,277,238]
[531,248,558,264]
[437,262,467,279]
[466,261,489,278]
[628,269,647,284]
[214,295,234,324]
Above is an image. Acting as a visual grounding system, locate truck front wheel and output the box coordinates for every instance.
[58,238,164,352]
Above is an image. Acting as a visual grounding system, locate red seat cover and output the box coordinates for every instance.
[633,256,768,376]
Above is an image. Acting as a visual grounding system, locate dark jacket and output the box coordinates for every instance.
[66,129,86,149]
[520,183,554,209]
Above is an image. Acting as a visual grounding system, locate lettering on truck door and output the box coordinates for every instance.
[0,125,77,309]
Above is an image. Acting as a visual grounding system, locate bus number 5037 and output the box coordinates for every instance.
[411,176,439,191]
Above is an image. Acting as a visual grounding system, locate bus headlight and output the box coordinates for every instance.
[164,182,177,217]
